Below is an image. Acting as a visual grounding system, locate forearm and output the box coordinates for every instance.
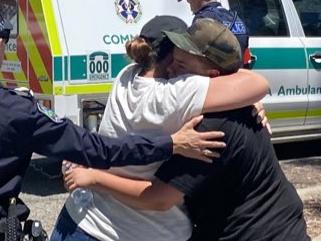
[203,69,269,113]
[91,170,152,198]
[32,114,173,169]
[110,190,170,211]
[89,170,183,211]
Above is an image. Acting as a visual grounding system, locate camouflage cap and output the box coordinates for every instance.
[164,18,242,73]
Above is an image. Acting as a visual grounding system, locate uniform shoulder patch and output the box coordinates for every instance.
[37,102,63,123]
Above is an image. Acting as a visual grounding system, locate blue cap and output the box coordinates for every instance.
[0,13,13,43]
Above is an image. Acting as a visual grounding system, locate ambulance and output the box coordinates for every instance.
[221,0,321,143]
[1,0,320,143]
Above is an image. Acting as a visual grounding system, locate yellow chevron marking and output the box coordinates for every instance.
[42,0,62,56]
[30,0,50,46]
[19,8,52,94]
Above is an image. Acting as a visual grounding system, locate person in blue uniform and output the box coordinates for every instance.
[0,13,223,229]
[178,0,249,65]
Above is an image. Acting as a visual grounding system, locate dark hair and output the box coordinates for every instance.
[126,15,187,68]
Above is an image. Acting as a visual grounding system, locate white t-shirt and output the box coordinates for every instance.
[65,63,209,241]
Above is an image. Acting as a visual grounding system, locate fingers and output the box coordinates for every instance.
[196,155,213,163]
[185,115,203,128]
[190,152,213,163]
[199,130,225,140]
[202,149,221,158]
[252,103,272,135]
[266,122,273,135]
[63,169,76,190]
[258,116,268,126]
[64,175,77,191]
[254,109,273,135]
[252,102,264,116]
[197,140,226,149]
[252,102,265,124]
[188,149,221,164]
[256,110,265,124]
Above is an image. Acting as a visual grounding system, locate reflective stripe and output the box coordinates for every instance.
[267,108,321,120]
[42,0,62,56]
[54,83,113,95]
[53,54,131,82]
[250,48,306,69]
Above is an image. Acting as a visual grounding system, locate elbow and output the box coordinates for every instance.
[254,74,270,100]
[261,76,270,96]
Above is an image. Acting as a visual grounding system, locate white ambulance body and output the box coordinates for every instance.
[221,0,321,143]
[1,0,320,143]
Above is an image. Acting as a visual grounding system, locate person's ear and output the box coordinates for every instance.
[207,69,220,78]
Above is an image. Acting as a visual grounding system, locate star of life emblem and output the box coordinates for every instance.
[115,0,142,24]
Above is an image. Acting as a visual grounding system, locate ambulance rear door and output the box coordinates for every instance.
[227,0,309,133]
[292,0,321,129]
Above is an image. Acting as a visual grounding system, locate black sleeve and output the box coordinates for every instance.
[155,155,213,196]
[28,99,172,169]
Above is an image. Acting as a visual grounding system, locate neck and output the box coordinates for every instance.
[140,66,167,79]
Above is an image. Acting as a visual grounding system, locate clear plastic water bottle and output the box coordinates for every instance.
[71,188,93,207]
[61,161,93,210]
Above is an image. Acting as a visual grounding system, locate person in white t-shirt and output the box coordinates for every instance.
[51,16,269,241]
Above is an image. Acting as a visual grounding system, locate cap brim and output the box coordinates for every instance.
[163,30,204,57]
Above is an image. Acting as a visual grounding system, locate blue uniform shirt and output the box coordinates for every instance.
[194,2,249,60]
[0,87,172,213]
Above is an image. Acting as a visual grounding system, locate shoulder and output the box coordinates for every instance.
[155,156,212,195]
[116,63,143,85]
[201,107,253,126]
[0,87,35,112]
[0,87,38,133]
[117,63,140,79]
[169,74,209,85]
[167,74,209,102]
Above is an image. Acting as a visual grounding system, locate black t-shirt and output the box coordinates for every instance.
[156,107,310,241]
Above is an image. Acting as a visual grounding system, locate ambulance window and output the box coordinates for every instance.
[229,0,289,37]
[293,0,321,37]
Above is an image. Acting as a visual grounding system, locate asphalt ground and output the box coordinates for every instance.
[20,140,321,240]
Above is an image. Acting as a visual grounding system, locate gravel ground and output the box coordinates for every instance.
[20,159,68,236]
[281,158,321,239]
[20,157,321,240]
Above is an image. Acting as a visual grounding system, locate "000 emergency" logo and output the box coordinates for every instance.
[87,51,111,82]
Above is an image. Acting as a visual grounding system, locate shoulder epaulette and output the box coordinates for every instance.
[9,87,34,98]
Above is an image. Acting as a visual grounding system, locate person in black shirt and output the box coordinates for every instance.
[156,19,310,240]
[156,107,310,241]
[77,18,309,241]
